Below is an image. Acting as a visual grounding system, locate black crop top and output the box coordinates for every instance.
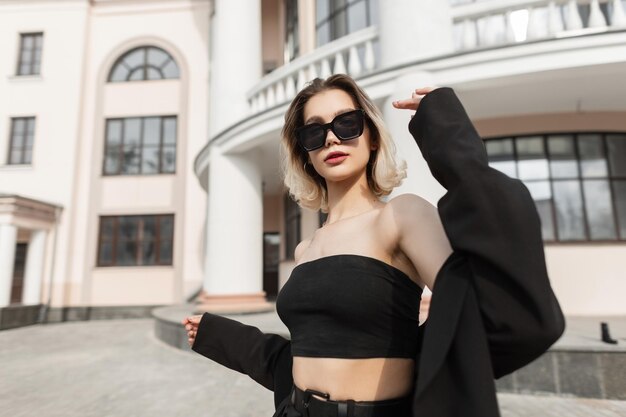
[275,254,423,359]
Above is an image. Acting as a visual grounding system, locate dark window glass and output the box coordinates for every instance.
[582,180,617,240]
[316,0,377,46]
[17,33,43,76]
[553,180,586,240]
[548,135,578,178]
[103,116,177,175]
[97,214,174,266]
[8,117,35,165]
[284,194,301,260]
[486,138,516,178]
[285,0,300,62]
[485,133,626,242]
[613,180,626,239]
[525,180,555,241]
[516,136,549,180]
[578,134,607,178]
[607,134,626,176]
[108,46,179,82]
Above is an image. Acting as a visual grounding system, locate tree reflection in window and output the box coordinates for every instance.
[485,133,626,242]
[104,116,176,175]
[97,214,174,266]
[108,46,179,82]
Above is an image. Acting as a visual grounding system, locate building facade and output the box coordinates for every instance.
[1,0,625,323]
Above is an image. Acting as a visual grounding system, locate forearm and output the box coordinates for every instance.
[192,312,293,399]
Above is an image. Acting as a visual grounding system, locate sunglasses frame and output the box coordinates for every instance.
[295,109,366,152]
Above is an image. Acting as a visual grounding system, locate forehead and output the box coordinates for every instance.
[303,89,357,122]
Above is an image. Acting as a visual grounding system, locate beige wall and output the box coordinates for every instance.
[475,111,626,137]
[546,245,626,316]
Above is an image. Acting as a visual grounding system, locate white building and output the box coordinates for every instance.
[1,0,625,327]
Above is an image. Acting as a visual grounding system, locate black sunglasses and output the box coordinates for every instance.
[295,109,366,152]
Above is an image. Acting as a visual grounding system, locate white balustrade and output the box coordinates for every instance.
[247,26,379,115]
[452,0,626,51]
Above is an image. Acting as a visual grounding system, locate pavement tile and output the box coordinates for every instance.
[1,318,625,417]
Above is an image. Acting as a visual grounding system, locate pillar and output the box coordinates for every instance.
[209,0,262,135]
[379,0,454,68]
[22,230,47,305]
[201,149,266,308]
[0,224,18,307]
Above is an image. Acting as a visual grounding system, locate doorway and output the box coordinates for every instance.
[10,243,27,305]
[263,232,280,300]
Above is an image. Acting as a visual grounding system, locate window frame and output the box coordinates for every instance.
[96,214,175,267]
[7,117,36,165]
[102,115,177,176]
[107,46,180,83]
[315,0,375,46]
[484,132,626,244]
[16,32,43,76]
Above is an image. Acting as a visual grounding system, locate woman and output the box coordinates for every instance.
[183,75,565,417]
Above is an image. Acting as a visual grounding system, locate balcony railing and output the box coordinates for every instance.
[247,26,379,115]
[452,0,626,50]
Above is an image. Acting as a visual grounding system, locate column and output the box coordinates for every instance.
[209,0,262,135]
[379,0,454,67]
[22,230,47,305]
[201,149,267,308]
[0,224,18,307]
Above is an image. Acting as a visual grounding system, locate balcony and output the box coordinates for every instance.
[451,0,626,51]
[247,26,379,116]
[196,0,626,189]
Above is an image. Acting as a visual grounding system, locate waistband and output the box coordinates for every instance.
[289,384,412,417]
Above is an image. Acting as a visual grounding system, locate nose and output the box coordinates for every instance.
[324,127,340,147]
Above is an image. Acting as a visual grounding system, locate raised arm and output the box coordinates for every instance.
[407,87,565,376]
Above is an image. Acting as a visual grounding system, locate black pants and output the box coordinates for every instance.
[283,384,412,417]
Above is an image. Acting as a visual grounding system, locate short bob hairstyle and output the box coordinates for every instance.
[280,74,406,213]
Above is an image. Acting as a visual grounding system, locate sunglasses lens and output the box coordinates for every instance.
[297,125,325,151]
[296,110,365,151]
[333,111,363,140]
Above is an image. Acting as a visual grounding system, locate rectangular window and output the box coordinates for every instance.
[97,214,174,267]
[486,133,626,243]
[8,117,35,165]
[103,116,177,175]
[17,33,43,76]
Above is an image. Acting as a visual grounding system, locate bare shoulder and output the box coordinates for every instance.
[294,237,312,264]
[384,193,437,222]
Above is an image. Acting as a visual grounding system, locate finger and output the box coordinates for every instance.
[392,99,418,110]
[415,87,436,94]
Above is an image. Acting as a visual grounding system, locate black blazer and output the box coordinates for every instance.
[191,88,566,417]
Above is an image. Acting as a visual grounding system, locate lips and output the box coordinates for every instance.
[325,151,348,161]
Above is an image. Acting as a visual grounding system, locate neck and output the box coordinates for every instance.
[323,169,383,226]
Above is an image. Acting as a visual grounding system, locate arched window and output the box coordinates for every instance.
[108,46,179,82]
[485,133,626,242]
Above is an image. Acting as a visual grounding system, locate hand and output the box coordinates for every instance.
[392,87,439,112]
[182,314,203,347]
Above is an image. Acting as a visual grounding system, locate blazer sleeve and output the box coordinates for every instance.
[408,87,565,378]
[191,312,294,407]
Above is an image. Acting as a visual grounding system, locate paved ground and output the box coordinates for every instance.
[1,319,626,417]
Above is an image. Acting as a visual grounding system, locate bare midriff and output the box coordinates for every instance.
[292,356,415,401]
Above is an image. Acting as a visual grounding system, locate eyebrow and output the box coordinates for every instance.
[304,108,356,125]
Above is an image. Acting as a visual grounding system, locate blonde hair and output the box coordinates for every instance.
[280,74,406,213]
